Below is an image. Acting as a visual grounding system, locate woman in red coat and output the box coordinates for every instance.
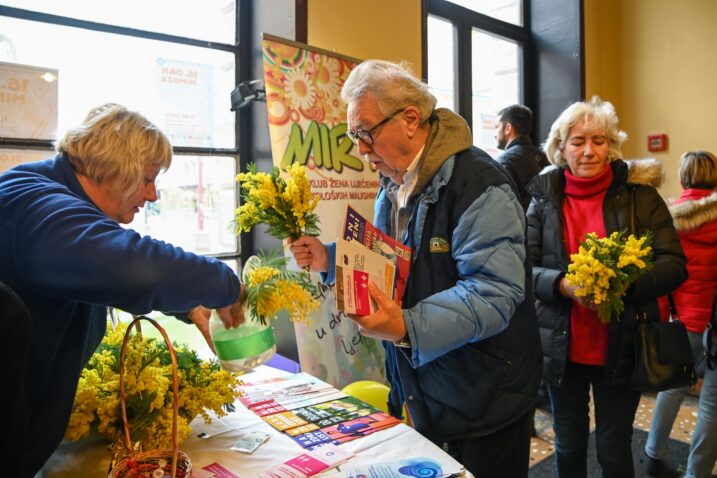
[644,150,717,478]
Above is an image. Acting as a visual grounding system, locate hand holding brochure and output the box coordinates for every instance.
[339,205,413,312]
[335,238,396,315]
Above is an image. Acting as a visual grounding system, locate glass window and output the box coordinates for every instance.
[445,0,523,26]
[127,155,237,255]
[2,0,235,44]
[471,29,520,155]
[0,17,236,149]
[1,5,240,259]
[427,15,456,111]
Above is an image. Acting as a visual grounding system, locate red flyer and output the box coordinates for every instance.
[341,205,412,305]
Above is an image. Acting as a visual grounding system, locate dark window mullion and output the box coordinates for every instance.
[237,0,253,265]
[456,18,472,131]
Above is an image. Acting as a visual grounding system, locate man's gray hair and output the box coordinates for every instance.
[543,96,627,168]
[341,59,437,123]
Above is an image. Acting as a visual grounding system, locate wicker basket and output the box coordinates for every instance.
[108,316,192,478]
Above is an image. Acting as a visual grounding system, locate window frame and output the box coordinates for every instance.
[422,0,533,133]
[0,4,244,263]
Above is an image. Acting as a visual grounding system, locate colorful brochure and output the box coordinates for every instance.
[291,411,401,449]
[342,205,412,305]
[335,238,395,315]
[238,373,341,410]
[258,444,354,478]
[322,457,465,478]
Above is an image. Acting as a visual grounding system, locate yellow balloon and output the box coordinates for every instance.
[341,380,410,425]
[341,380,390,413]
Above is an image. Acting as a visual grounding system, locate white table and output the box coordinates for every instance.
[39,366,469,478]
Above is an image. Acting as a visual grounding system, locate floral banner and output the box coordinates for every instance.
[261,35,385,388]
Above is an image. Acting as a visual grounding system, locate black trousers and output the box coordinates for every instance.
[0,282,33,477]
[445,410,533,478]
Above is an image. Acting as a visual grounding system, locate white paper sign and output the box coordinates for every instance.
[0,148,50,173]
[0,61,58,140]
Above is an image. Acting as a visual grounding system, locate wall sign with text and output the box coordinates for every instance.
[0,61,58,140]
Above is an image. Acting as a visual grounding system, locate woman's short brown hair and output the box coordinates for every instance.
[679,150,717,189]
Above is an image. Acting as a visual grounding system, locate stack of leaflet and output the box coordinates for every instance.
[238,373,401,449]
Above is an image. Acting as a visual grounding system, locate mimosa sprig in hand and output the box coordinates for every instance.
[235,162,320,240]
[242,254,319,326]
[565,230,653,324]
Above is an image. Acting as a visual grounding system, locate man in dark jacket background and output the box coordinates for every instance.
[495,104,550,211]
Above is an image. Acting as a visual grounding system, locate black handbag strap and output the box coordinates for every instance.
[628,186,637,236]
[704,288,717,371]
[712,288,717,330]
[667,293,680,322]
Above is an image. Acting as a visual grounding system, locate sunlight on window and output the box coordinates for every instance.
[471,29,520,156]
[445,0,523,26]
[0,17,236,149]
[1,0,235,44]
[128,155,237,255]
[427,15,455,111]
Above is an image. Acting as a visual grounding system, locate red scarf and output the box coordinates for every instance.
[563,165,613,365]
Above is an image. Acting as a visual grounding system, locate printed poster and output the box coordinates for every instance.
[0,61,58,140]
[261,34,385,388]
[0,149,50,173]
[155,58,214,147]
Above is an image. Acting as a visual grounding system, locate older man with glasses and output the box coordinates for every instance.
[289,59,542,477]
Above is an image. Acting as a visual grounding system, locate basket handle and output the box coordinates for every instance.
[118,315,180,477]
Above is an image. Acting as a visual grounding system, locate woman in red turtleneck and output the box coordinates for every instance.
[526,97,687,478]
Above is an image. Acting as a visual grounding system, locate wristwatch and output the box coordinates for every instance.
[394,333,411,348]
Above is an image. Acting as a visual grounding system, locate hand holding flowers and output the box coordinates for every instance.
[564,230,653,324]
[233,162,322,324]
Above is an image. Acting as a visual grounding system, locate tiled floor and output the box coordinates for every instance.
[528,387,717,474]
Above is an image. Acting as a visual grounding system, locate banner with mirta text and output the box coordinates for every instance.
[261,34,385,388]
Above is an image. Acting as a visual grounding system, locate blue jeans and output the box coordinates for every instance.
[645,331,717,478]
[548,361,642,478]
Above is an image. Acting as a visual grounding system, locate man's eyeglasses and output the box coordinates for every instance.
[346,109,404,146]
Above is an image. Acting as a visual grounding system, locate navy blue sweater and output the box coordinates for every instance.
[0,155,240,474]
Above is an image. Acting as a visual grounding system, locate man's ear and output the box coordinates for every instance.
[504,122,514,137]
[401,106,422,137]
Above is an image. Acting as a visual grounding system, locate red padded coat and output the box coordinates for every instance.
[659,189,717,332]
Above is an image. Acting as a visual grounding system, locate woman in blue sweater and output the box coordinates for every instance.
[0,103,245,476]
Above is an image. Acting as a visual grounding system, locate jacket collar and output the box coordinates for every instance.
[529,158,665,199]
[668,189,717,232]
[505,135,532,150]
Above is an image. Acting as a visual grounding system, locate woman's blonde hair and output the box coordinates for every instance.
[543,96,627,168]
[679,150,717,189]
[341,59,437,123]
[56,103,172,199]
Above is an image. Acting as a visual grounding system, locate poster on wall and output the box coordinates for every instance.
[0,149,51,173]
[261,34,385,388]
[155,58,214,147]
[0,61,58,140]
